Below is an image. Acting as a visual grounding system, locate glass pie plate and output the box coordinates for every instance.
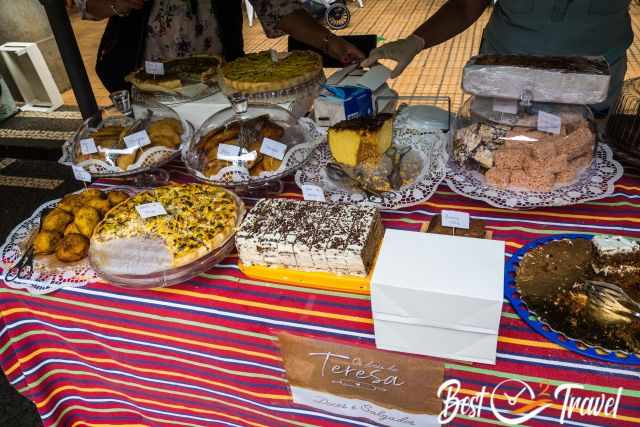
[60,98,194,178]
[182,95,322,190]
[88,188,246,289]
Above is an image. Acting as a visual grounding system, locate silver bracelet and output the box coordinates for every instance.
[111,1,130,17]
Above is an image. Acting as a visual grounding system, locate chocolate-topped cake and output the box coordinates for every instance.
[236,199,383,276]
[427,214,487,239]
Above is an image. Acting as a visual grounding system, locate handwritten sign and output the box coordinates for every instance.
[79,138,98,155]
[301,184,325,202]
[144,61,165,75]
[492,98,518,115]
[278,332,443,427]
[260,138,287,160]
[537,111,562,135]
[135,202,167,219]
[71,165,91,182]
[124,130,152,149]
[441,210,470,230]
[217,144,257,162]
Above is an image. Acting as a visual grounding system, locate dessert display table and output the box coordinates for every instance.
[1,161,639,426]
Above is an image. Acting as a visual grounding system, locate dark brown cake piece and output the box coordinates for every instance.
[427,214,487,239]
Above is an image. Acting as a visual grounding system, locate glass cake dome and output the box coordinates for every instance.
[182,94,321,190]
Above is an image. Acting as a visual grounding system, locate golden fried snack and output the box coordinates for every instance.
[74,206,101,238]
[85,198,112,217]
[42,209,73,233]
[107,191,129,206]
[148,118,183,136]
[56,233,89,262]
[260,121,285,140]
[150,134,181,148]
[201,126,240,152]
[64,223,81,236]
[33,231,62,255]
[58,194,84,214]
[117,151,138,171]
[261,156,282,173]
[79,188,104,201]
[204,159,229,177]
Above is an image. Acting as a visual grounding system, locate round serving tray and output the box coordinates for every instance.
[89,188,246,289]
[505,233,640,365]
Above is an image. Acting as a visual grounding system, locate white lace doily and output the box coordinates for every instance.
[59,118,193,178]
[295,130,449,209]
[186,118,324,187]
[1,199,97,294]
[445,143,624,210]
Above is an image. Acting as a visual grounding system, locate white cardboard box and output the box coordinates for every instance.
[371,229,505,364]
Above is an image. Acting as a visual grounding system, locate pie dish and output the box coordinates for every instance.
[221,50,323,94]
[90,183,240,276]
[126,55,221,94]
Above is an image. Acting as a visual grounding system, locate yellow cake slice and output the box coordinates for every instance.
[328,114,393,167]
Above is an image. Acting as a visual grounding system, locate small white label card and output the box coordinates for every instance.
[441,210,470,229]
[124,130,152,149]
[144,61,165,75]
[259,138,287,160]
[301,184,325,202]
[79,138,98,155]
[135,202,167,219]
[217,143,257,162]
[279,332,443,427]
[537,110,562,135]
[71,165,92,182]
[492,98,518,115]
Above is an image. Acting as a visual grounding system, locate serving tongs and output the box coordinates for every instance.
[573,280,640,323]
[386,145,411,190]
[326,162,382,198]
[5,208,53,283]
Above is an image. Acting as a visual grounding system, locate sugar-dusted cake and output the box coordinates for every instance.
[591,235,640,283]
[236,199,383,276]
[328,113,393,167]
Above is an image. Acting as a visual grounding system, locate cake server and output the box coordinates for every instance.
[575,280,640,323]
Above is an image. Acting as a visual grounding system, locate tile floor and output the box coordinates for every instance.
[63,0,640,112]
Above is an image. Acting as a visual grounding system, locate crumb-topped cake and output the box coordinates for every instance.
[236,199,383,276]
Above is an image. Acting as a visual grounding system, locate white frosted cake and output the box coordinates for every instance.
[236,199,383,276]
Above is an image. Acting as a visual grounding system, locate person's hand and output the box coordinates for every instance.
[327,35,365,65]
[361,35,425,78]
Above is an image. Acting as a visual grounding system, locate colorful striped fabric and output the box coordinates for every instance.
[2,163,640,427]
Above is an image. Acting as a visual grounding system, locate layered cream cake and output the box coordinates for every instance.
[328,113,393,167]
[236,199,383,276]
[591,235,640,282]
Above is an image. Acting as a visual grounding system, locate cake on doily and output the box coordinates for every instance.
[221,50,323,94]
[236,199,383,277]
[328,113,393,167]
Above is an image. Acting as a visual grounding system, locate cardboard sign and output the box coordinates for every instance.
[537,111,562,135]
[144,61,165,75]
[279,332,443,426]
[301,184,325,202]
[72,165,91,182]
[79,138,98,155]
[260,138,287,160]
[441,210,470,230]
[135,202,167,219]
[124,130,152,149]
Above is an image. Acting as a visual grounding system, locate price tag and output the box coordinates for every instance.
[72,165,92,182]
[492,98,518,115]
[301,184,326,202]
[217,143,257,162]
[79,138,98,155]
[136,202,167,219]
[537,111,562,135]
[260,138,287,160]
[441,210,470,229]
[124,130,152,149]
[144,61,165,75]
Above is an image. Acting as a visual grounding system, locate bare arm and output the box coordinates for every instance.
[413,0,490,49]
[277,10,364,64]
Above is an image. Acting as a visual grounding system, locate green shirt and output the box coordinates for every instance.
[484,0,632,64]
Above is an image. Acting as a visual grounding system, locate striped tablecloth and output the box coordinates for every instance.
[1,164,639,427]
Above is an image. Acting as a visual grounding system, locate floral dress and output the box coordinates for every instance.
[77,0,304,60]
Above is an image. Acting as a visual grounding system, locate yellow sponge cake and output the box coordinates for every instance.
[328,114,393,167]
